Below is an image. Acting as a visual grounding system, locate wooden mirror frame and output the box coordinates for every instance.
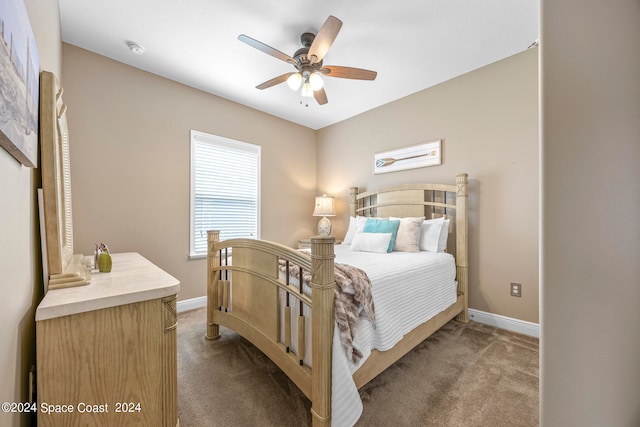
[40,71,89,289]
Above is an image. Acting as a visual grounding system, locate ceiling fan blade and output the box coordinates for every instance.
[256,73,294,90]
[308,16,343,64]
[238,34,296,65]
[321,66,377,80]
[313,87,328,105]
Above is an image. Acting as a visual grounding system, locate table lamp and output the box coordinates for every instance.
[313,194,336,236]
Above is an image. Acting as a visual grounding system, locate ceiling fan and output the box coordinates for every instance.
[238,15,377,106]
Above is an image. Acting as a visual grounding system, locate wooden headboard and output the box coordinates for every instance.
[40,71,90,290]
[348,173,469,322]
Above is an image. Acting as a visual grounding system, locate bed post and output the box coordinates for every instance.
[310,235,336,427]
[206,230,221,340]
[349,187,358,216]
[455,173,469,323]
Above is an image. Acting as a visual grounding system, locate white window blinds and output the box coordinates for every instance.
[190,130,260,257]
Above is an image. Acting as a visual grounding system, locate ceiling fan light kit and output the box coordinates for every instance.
[287,71,323,92]
[238,15,377,106]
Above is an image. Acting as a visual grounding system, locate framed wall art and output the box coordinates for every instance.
[374,140,442,174]
[0,0,40,167]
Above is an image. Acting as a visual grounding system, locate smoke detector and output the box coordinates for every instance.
[126,41,145,55]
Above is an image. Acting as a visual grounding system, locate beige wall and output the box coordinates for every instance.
[540,1,640,426]
[317,48,539,323]
[61,44,317,301]
[0,1,61,426]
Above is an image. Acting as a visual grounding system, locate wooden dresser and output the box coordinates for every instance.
[35,253,180,427]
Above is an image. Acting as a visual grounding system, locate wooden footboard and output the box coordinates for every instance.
[207,231,336,426]
[206,173,469,426]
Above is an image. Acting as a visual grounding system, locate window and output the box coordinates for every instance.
[190,130,260,258]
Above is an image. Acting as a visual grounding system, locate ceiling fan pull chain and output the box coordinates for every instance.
[299,93,309,108]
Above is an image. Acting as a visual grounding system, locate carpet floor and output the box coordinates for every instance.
[177,308,538,426]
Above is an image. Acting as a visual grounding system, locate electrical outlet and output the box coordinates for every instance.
[510,282,522,297]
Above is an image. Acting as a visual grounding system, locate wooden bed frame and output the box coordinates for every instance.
[206,173,468,426]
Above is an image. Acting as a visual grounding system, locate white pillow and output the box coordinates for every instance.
[419,217,445,252]
[350,232,392,254]
[343,216,367,244]
[438,219,450,252]
[391,217,424,252]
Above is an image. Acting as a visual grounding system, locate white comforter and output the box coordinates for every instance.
[329,245,457,426]
[278,245,457,425]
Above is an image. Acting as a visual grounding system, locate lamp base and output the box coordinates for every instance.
[317,216,332,236]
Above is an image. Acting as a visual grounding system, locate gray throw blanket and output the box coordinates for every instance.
[278,260,375,363]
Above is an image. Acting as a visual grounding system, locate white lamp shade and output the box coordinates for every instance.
[287,73,302,90]
[313,195,336,217]
[301,82,314,98]
[309,72,324,91]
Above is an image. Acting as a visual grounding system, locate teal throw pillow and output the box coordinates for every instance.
[362,218,400,253]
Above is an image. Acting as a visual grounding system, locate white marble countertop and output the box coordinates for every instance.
[36,252,180,321]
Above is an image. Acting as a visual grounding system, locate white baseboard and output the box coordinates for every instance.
[176,298,540,338]
[177,296,207,313]
[467,308,539,338]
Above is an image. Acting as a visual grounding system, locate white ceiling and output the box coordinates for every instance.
[58,0,539,130]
